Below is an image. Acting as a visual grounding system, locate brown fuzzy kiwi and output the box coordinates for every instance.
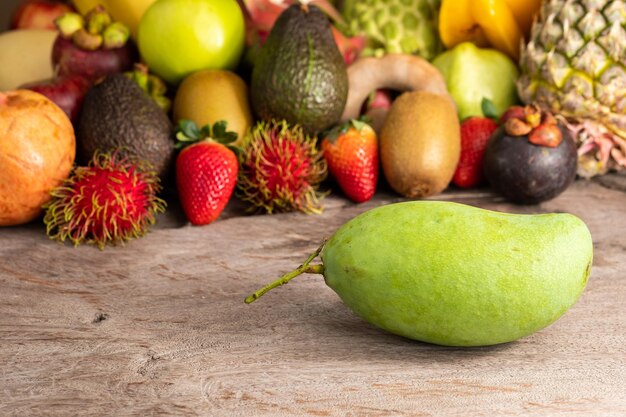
[380,91,460,198]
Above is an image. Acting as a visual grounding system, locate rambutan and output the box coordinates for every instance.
[237,120,327,214]
[43,151,166,249]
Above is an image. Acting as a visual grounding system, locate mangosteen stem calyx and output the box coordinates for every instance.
[244,241,326,304]
[55,6,130,50]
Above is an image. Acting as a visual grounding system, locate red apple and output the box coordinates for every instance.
[10,0,74,30]
[52,35,138,81]
[21,73,92,124]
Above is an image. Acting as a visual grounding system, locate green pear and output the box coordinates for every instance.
[246,201,593,347]
[433,42,519,120]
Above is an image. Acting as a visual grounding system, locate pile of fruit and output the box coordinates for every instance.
[1,0,624,248]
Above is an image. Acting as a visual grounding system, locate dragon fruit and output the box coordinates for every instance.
[240,0,365,64]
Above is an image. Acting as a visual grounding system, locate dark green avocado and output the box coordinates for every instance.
[77,74,175,179]
[250,4,348,135]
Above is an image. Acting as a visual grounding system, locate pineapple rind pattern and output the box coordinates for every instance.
[518,0,626,177]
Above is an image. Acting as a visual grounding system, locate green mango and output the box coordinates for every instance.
[246,201,593,347]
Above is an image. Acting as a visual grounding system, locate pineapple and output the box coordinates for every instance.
[517,0,626,178]
[341,0,443,60]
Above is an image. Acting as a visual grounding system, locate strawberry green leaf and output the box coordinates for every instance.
[357,114,373,125]
[350,119,368,132]
[481,98,499,120]
[212,120,227,136]
[223,132,239,144]
[322,124,344,143]
[324,117,374,144]
[200,124,213,138]
[178,119,201,140]
[175,120,203,150]
[211,120,238,145]
[174,133,194,149]
[176,119,239,150]
[175,131,193,142]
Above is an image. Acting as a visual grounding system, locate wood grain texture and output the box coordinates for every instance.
[1,176,625,417]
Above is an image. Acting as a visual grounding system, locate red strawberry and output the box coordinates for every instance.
[321,120,378,203]
[453,117,499,189]
[175,120,239,225]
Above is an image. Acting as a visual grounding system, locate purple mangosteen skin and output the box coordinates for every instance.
[483,125,578,204]
[52,36,138,82]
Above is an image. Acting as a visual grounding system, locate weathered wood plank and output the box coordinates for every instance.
[1,177,625,417]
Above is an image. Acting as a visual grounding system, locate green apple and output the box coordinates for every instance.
[138,0,245,85]
[433,42,519,120]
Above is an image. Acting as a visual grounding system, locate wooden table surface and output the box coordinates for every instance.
[1,176,625,417]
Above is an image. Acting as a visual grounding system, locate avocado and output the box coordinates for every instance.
[77,74,175,179]
[250,4,348,135]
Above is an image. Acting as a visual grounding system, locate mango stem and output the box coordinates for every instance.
[244,241,326,304]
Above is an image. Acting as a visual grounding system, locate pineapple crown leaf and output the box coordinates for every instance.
[175,119,239,151]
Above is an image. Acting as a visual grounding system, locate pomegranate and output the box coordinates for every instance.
[21,73,92,124]
[10,0,74,30]
[0,90,75,226]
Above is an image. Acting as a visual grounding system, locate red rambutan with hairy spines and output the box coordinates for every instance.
[43,150,166,249]
[237,120,327,214]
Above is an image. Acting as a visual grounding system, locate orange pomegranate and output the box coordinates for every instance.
[0,90,75,226]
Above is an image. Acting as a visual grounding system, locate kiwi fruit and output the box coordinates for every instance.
[380,91,460,198]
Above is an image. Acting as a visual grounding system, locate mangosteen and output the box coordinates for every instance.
[484,105,577,204]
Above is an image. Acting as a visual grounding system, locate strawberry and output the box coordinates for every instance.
[175,120,239,226]
[453,117,499,189]
[321,120,378,203]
